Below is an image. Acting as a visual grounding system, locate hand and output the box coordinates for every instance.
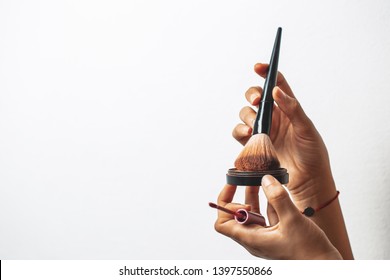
[232,63,354,260]
[233,63,336,205]
[214,175,342,260]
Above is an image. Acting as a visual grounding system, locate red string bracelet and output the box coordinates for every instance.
[301,191,340,217]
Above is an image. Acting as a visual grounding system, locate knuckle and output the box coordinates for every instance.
[214,221,222,233]
[247,86,261,94]
[268,186,289,204]
[239,106,252,119]
[291,98,301,111]
[239,106,249,115]
[277,71,286,84]
[231,127,238,139]
[245,86,261,101]
[232,124,241,137]
[232,124,250,142]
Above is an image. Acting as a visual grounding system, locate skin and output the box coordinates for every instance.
[228,63,353,259]
[214,175,343,260]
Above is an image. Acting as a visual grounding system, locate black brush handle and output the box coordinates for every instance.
[253,27,282,135]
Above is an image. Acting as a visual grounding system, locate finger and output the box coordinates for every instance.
[261,175,300,223]
[245,186,260,214]
[244,86,262,106]
[214,201,251,232]
[268,105,281,142]
[215,185,246,224]
[254,63,295,98]
[214,216,266,245]
[217,184,237,207]
[272,86,314,133]
[266,201,279,226]
[232,123,252,146]
[239,106,257,127]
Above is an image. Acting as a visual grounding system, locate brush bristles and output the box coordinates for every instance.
[234,134,280,171]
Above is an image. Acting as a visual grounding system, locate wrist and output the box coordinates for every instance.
[289,173,337,213]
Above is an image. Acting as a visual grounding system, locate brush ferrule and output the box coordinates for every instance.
[253,101,273,135]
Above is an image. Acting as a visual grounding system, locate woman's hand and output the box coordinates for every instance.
[214,175,342,260]
[233,63,336,207]
[231,63,353,259]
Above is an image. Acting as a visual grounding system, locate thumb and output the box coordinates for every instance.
[261,175,300,223]
[272,86,314,133]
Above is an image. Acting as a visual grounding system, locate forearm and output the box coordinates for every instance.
[311,197,353,259]
[291,178,354,260]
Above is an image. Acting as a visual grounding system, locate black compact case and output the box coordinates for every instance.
[226,168,289,186]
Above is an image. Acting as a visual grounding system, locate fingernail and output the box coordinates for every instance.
[273,88,286,106]
[247,126,252,135]
[244,204,252,210]
[262,175,275,187]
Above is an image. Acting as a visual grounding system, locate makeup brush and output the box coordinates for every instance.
[234,27,282,171]
[209,202,266,226]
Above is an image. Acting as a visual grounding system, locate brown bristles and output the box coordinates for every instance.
[234,134,280,171]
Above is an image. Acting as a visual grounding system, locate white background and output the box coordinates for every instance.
[0,0,389,259]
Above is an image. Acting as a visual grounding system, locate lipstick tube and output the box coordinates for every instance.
[235,209,266,226]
